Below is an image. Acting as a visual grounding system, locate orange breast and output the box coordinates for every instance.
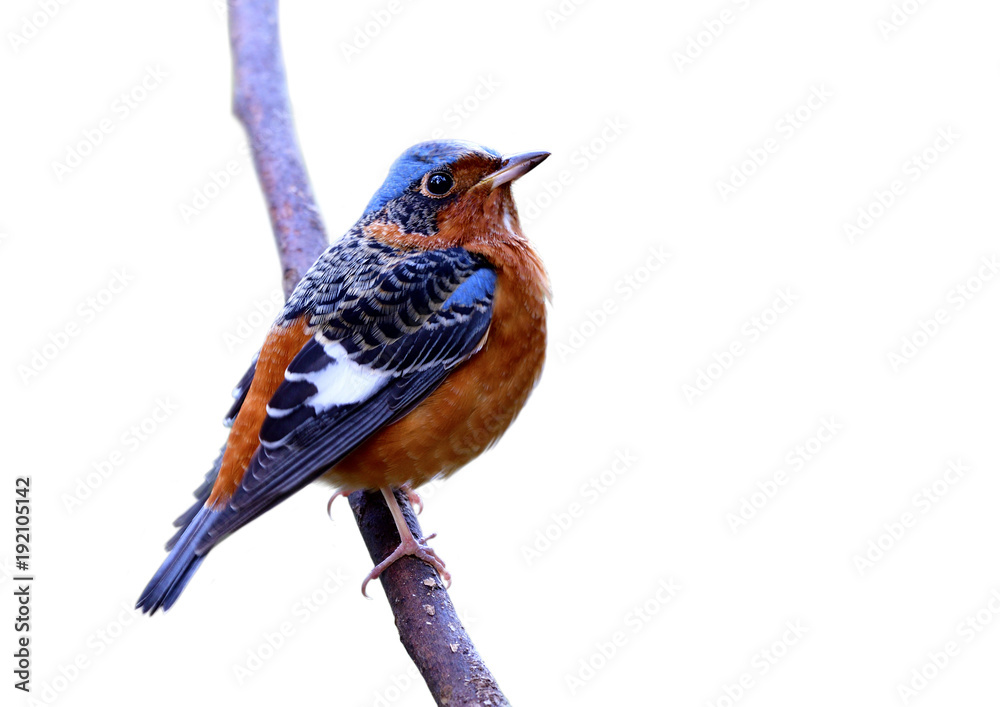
[208,315,313,507]
[326,266,547,491]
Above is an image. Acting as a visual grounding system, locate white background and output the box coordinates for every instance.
[2,1,999,705]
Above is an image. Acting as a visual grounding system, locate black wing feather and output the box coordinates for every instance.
[199,365,449,551]
[147,239,496,599]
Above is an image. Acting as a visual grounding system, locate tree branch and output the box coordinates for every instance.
[228,0,328,297]
[350,490,509,706]
[226,2,509,704]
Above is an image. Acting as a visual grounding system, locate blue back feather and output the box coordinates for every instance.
[443,267,497,309]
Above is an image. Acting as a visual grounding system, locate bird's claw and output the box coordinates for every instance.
[326,490,351,519]
[402,484,423,515]
[361,534,451,598]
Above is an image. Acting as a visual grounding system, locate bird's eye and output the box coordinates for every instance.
[426,171,454,196]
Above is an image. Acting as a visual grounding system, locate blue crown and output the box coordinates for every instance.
[364,140,501,216]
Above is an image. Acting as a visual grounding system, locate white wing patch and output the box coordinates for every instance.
[285,341,390,411]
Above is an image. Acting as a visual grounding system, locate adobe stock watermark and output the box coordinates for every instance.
[887,255,997,372]
[177,146,250,224]
[339,0,412,63]
[232,567,347,684]
[564,578,681,695]
[62,398,179,514]
[726,417,843,533]
[7,0,72,54]
[877,0,931,39]
[24,602,141,707]
[369,607,478,706]
[223,288,284,353]
[842,127,959,244]
[716,84,833,201]
[521,450,638,566]
[852,458,969,576]
[178,130,283,222]
[371,663,429,707]
[211,0,230,20]
[17,268,135,385]
[671,0,756,73]
[557,245,670,362]
[0,557,16,589]
[681,288,798,404]
[425,74,500,140]
[704,621,808,707]
[51,65,168,181]
[520,116,626,224]
[544,0,591,29]
[895,587,1000,704]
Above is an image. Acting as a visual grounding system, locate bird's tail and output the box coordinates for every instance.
[136,505,216,615]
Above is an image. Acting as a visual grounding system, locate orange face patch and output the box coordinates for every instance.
[363,152,507,252]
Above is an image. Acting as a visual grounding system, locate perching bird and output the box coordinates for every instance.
[137,140,550,613]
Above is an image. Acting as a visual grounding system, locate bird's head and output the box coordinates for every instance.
[361,140,549,253]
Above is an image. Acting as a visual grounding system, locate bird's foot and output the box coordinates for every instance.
[360,487,451,597]
[361,532,451,597]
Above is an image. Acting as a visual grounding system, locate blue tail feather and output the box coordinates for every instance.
[136,506,216,614]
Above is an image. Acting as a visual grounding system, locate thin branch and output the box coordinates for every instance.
[228,0,328,297]
[226,2,509,704]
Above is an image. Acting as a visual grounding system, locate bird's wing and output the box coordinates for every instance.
[194,247,496,553]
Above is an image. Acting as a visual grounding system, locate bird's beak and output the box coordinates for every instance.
[481,151,550,190]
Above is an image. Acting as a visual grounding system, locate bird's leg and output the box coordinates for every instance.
[325,489,351,519]
[360,487,451,597]
[401,483,423,515]
[331,485,420,519]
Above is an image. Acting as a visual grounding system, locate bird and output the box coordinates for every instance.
[136,140,550,613]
